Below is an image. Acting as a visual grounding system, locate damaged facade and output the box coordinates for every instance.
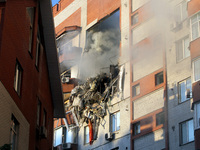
[53,0,130,150]
[53,0,200,150]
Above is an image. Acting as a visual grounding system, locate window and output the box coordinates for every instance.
[35,37,40,68]
[133,122,140,135]
[36,99,41,126]
[54,127,63,147]
[194,58,200,81]
[194,102,200,129]
[43,109,47,127]
[180,119,194,145]
[131,13,138,26]
[178,78,192,103]
[14,60,23,96]
[191,12,200,41]
[155,71,163,86]
[84,126,89,144]
[176,36,190,62]
[175,0,187,23]
[132,84,140,97]
[26,7,34,53]
[110,111,120,132]
[10,115,19,150]
[156,112,165,126]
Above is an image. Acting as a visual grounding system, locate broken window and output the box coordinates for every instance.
[155,71,163,86]
[14,60,23,96]
[82,10,120,78]
[132,84,140,97]
[110,111,120,132]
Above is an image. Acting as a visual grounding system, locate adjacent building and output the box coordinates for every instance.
[0,0,65,150]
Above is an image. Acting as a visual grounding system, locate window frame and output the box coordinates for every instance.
[193,57,200,82]
[194,102,200,130]
[179,119,194,145]
[14,60,23,96]
[178,77,192,103]
[133,122,140,135]
[176,36,190,62]
[110,111,120,133]
[26,7,35,54]
[155,71,164,86]
[175,0,188,23]
[190,11,200,41]
[131,12,139,26]
[156,112,165,126]
[132,84,140,97]
[10,114,19,150]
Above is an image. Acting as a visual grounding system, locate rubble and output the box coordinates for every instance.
[64,65,125,145]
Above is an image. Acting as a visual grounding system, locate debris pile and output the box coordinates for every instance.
[65,65,124,144]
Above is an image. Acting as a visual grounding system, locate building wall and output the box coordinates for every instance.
[0,82,29,150]
[0,1,55,149]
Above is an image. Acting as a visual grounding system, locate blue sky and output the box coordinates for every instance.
[51,0,60,6]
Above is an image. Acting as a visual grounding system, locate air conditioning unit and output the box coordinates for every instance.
[62,77,69,83]
[62,143,71,150]
[105,132,113,141]
[39,126,47,138]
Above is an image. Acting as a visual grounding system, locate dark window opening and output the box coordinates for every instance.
[14,60,23,96]
[155,71,163,86]
[156,112,164,126]
[133,122,140,135]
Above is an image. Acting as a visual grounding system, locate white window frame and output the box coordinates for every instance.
[192,57,200,82]
[194,102,200,130]
[110,111,120,133]
[178,77,192,103]
[190,11,200,41]
[176,36,190,62]
[180,119,194,145]
[175,0,188,23]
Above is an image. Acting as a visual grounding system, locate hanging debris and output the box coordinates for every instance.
[64,64,125,144]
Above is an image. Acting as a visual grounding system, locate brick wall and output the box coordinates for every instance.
[0,1,54,150]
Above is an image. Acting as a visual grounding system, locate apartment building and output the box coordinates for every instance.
[0,0,65,150]
[53,0,131,150]
[52,0,200,150]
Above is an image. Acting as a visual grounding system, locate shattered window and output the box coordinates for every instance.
[82,10,120,78]
[110,111,120,132]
